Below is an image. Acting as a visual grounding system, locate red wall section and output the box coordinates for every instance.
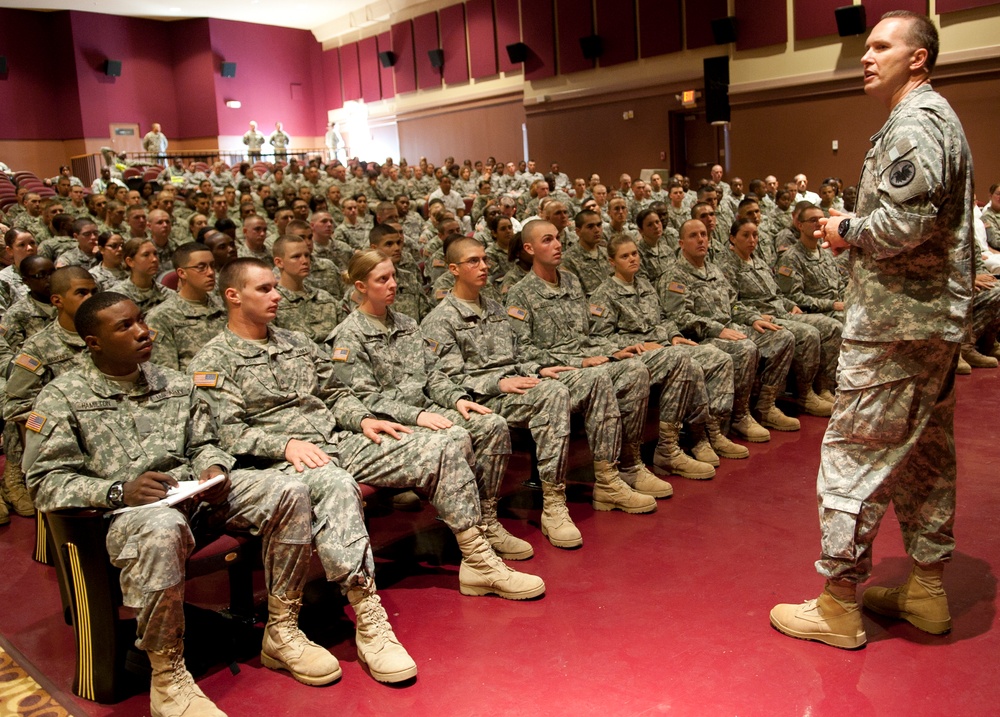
[863,0,928,27]
[685,0,729,50]
[377,32,395,100]
[340,42,362,101]
[70,12,181,140]
[0,9,82,140]
[323,48,344,111]
[521,0,556,80]
[495,0,522,73]
[169,19,219,138]
[557,0,594,76]
[359,36,382,103]
[596,0,637,67]
[638,0,683,58]
[467,0,498,79]
[391,21,418,94]
[413,12,443,90]
[440,4,470,85]
[734,0,787,50]
[794,0,842,41]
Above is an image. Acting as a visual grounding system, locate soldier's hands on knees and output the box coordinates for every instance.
[581,356,610,367]
[361,417,413,444]
[198,466,231,505]
[671,336,698,347]
[285,438,331,472]
[499,376,540,394]
[125,472,178,506]
[417,411,453,430]
[752,319,782,333]
[539,366,576,379]
[456,399,492,419]
[611,347,637,360]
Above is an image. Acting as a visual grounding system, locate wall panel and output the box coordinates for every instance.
[938,0,1000,10]
[322,47,343,111]
[397,98,525,166]
[359,36,382,103]
[440,4,470,85]
[391,21,417,94]
[340,42,362,101]
[794,0,841,41]
[495,0,522,73]
[685,0,728,50]
[377,32,395,100]
[596,0,637,67]
[557,0,594,75]
[467,0,498,78]
[638,0,683,58]
[863,0,928,27]
[734,0,787,50]
[413,12,442,89]
[521,0,556,80]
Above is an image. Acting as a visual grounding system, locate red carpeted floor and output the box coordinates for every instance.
[2,369,999,717]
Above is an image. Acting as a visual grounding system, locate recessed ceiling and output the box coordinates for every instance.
[0,0,415,41]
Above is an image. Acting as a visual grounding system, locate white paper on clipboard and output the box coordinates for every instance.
[109,475,226,515]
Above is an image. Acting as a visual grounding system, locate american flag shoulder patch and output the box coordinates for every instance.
[14,353,42,372]
[25,412,46,433]
[507,306,527,321]
[589,304,606,317]
[777,266,793,277]
[432,258,446,267]
[148,328,159,341]
[425,338,440,354]
[435,289,449,300]
[667,282,686,294]
[192,371,219,387]
[332,347,350,362]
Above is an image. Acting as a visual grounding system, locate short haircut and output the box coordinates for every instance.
[737,197,760,212]
[286,219,311,233]
[272,233,308,258]
[218,257,271,297]
[72,217,98,235]
[369,223,400,246]
[126,205,146,218]
[441,232,468,263]
[50,266,94,296]
[445,236,482,264]
[214,217,237,234]
[607,234,638,259]
[575,209,601,229]
[20,255,52,276]
[52,215,76,235]
[794,201,820,221]
[74,292,132,340]
[883,10,939,72]
[691,202,713,219]
[173,242,212,268]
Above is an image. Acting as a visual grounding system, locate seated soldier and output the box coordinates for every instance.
[271,233,341,344]
[54,218,100,270]
[590,235,748,469]
[189,260,544,610]
[634,208,678,285]
[657,219,793,439]
[774,203,847,324]
[955,251,1000,373]
[327,250,528,559]
[90,231,128,291]
[282,219,343,298]
[25,292,338,716]
[110,238,175,314]
[562,209,612,297]
[368,224,430,321]
[0,228,37,313]
[146,243,228,371]
[505,220,663,513]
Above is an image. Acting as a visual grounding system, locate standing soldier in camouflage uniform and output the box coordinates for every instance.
[190,259,544,610]
[591,236,747,471]
[657,220,790,440]
[25,293,339,717]
[506,221,666,514]
[771,12,974,649]
[718,218,841,416]
[3,268,95,522]
[268,121,290,161]
[271,234,341,345]
[327,250,528,559]
[242,120,266,161]
[146,243,228,371]
[774,204,847,325]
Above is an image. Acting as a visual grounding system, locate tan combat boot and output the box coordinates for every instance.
[392,489,422,512]
[540,481,583,549]
[961,344,998,369]
[769,583,866,649]
[591,460,656,513]
[689,423,720,467]
[2,458,34,517]
[955,351,972,375]
[348,579,418,683]
[0,491,9,526]
[480,496,534,560]
[862,564,951,634]
[756,385,800,432]
[619,441,675,496]
[817,388,836,404]
[455,526,546,600]
[652,422,715,480]
[260,592,342,685]
[729,411,770,443]
[148,645,227,717]
[798,389,834,417]
[705,416,749,460]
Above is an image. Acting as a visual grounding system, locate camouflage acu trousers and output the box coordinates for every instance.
[564,358,649,456]
[702,337,757,418]
[775,314,842,393]
[435,409,511,501]
[488,379,572,485]
[972,284,1000,344]
[107,470,313,652]
[815,339,959,582]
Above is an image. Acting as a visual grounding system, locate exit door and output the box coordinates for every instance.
[668,110,729,183]
[109,123,142,154]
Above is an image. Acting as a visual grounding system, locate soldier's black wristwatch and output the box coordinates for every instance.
[107,481,125,509]
[837,218,851,238]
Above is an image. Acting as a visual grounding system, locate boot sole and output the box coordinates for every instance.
[260,651,343,685]
[591,499,656,514]
[768,616,867,649]
[716,450,749,459]
[652,464,713,481]
[491,546,535,560]
[730,431,770,443]
[459,582,546,600]
[358,651,418,683]
[759,422,800,432]
[540,524,583,549]
[861,601,952,634]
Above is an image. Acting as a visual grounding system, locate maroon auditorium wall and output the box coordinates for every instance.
[169,19,220,139]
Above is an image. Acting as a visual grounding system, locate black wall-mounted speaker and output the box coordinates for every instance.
[835,5,867,37]
[378,51,396,68]
[703,56,730,125]
[711,17,738,45]
[104,59,122,77]
[506,42,528,64]
[221,61,237,78]
[428,49,444,68]
[579,35,603,60]
[0,56,7,75]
